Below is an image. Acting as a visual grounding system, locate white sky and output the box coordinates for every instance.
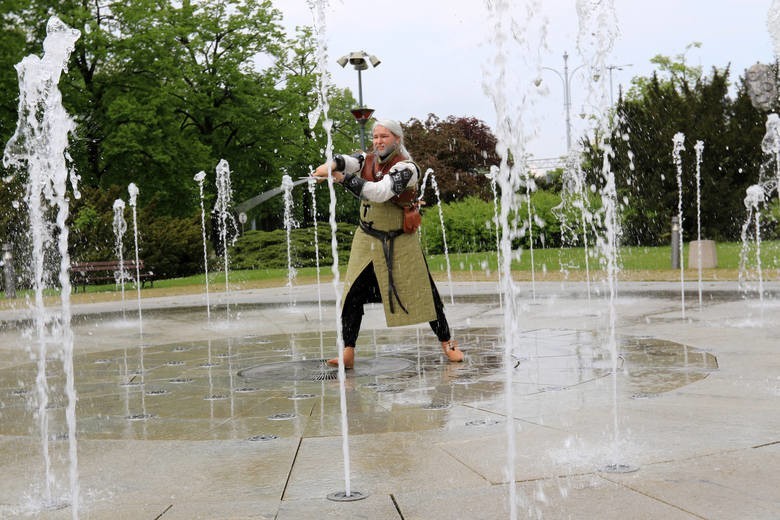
[273,0,776,159]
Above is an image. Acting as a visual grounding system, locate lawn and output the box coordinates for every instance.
[425,240,780,280]
[3,240,777,308]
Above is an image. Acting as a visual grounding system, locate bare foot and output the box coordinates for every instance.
[326,346,354,369]
[441,340,464,362]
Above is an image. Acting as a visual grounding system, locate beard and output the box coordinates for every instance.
[376,141,397,160]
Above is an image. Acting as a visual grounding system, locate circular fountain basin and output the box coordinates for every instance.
[0,326,717,442]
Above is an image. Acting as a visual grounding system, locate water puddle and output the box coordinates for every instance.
[0,328,716,441]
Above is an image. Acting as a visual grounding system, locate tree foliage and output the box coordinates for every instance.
[0,0,359,277]
[404,115,497,204]
[584,50,767,246]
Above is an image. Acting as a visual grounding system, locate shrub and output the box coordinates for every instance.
[419,192,568,255]
[70,185,125,262]
[420,196,497,254]
[230,222,354,270]
[141,214,205,278]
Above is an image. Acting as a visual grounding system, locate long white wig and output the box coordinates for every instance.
[372,119,412,160]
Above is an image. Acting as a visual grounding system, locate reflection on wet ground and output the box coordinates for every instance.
[0,327,716,443]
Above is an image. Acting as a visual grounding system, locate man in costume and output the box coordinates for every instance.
[311,119,464,368]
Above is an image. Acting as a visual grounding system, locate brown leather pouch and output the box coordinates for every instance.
[403,203,421,234]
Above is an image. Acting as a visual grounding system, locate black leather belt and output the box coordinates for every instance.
[359,221,408,314]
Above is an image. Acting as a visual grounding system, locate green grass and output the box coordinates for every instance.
[8,240,779,302]
[187,240,780,288]
[426,240,780,273]
[156,265,345,288]
[86,239,780,289]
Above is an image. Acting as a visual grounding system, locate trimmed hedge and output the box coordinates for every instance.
[229,222,354,270]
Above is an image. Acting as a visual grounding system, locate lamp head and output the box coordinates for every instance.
[349,51,368,70]
[338,51,380,70]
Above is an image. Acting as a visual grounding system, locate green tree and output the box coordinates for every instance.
[586,47,764,246]
[404,115,497,204]
[249,25,361,231]
[627,42,704,100]
[0,11,27,248]
[0,0,363,277]
[102,0,287,215]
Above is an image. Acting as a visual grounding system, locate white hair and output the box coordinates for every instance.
[372,119,412,160]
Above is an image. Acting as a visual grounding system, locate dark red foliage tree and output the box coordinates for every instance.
[403,114,498,205]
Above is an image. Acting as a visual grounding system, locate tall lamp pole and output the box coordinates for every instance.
[606,63,633,105]
[538,51,586,153]
[337,51,381,151]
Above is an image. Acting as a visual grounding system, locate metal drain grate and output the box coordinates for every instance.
[422,402,450,410]
[249,434,278,441]
[311,368,338,381]
[599,463,639,474]
[631,392,659,399]
[268,413,296,421]
[327,491,369,502]
[465,418,501,427]
[126,413,153,421]
[289,393,317,400]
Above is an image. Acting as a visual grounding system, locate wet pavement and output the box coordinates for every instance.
[0,280,778,519]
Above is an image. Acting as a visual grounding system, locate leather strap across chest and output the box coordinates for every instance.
[361,153,418,205]
[361,153,403,181]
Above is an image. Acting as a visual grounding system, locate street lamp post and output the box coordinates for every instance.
[538,51,585,153]
[538,53,632,153]
[337,51,381,150]
[606,62,633,105]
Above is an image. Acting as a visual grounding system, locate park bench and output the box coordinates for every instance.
[70,260,155,293]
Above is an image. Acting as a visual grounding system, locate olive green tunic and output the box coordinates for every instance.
[342,198,436,327]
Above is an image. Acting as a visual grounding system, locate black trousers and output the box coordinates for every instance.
[341,263,451,348]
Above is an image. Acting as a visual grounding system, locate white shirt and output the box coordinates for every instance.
[342,154,419,202]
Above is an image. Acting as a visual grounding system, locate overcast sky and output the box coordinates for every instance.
[273,1,776,159]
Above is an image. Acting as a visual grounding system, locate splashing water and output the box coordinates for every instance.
[483,0,549,515]
[761,114,780,197]
[740,110,780,301]
[419,169,454,304]
[739,185,766,301]
[672,132,686,319]
[308,177,323,320]
[488,166,503,309]
[768,0,780,58]
[282,173,298,306]
[194,170,211,322]
[574,0,633,472]
[128,183,143,333]
[2,16,82,517]
[113,199,128,318]
[307,0,355,500]
[694,141,704,310]
[555,152,593,301]
[215,159,237,317]
[522,171,537,301]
